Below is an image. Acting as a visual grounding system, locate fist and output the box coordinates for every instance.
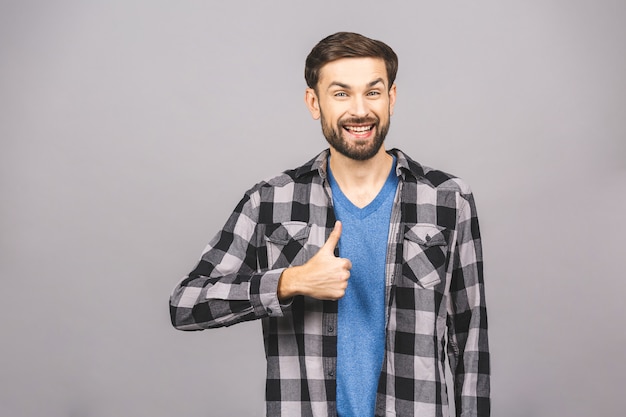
[278,221,352,300]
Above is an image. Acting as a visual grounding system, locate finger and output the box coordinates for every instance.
[321,221,342,254]
[343,258,352,271]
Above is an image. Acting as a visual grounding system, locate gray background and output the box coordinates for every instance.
[1,0,625,416]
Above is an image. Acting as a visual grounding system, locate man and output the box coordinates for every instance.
[170,32,490,417]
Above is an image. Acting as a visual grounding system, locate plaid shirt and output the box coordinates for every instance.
[170,148,490,417]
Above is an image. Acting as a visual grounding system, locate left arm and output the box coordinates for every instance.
[447,191,490,417]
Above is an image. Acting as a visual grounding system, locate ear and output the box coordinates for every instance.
[304,88,321,120]
[388,83,397,116]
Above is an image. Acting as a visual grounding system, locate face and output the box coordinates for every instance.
[305,57,396,161]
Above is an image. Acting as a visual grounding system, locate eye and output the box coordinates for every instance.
[334,91,348,97]
[367,90,381,97]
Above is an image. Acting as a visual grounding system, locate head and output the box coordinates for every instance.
[304,32,398,161]
[305,32,398,93]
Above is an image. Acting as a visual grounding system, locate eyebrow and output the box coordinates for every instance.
[327,78,386,91]
[367,78,385,88]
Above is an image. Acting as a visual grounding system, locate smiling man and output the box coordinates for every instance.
[170,32,490,417]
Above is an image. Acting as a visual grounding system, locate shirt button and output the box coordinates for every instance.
[266,308,273,315]
[327,326,334,333]
[328,370,334,377]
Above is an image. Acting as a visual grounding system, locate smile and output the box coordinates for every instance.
[344,125,374,133]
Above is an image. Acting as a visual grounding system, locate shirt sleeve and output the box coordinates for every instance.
[447,190,490,417]
[169,189,287,330]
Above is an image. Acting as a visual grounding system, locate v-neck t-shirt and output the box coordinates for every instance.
[328,157,399,417]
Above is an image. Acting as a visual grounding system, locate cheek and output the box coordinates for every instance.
[321,111,341,127]
[320,100,348,117]
[378,102,392,118]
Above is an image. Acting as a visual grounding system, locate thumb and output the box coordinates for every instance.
[321,221,342,254]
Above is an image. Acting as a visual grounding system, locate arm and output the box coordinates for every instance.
[169,190,352,330]
[447,191,490,417]
[169,191,284,330]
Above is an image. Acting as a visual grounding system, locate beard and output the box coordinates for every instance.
[320,112,390,161]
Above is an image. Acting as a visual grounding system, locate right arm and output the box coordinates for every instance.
[169,192,285,330]
[169,191,351,330]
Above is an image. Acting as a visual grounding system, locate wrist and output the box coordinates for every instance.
[278,266,300,300]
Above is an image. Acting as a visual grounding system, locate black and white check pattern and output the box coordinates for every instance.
[170,149,490,417]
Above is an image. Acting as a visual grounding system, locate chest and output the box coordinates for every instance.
[255,180,459,292]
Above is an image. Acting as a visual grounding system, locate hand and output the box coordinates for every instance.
[278,221,352,301]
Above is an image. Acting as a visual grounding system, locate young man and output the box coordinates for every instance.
[170,32,490,417]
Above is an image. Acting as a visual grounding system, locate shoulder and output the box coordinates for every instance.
[241,150,328,201]
[391,148,473,196]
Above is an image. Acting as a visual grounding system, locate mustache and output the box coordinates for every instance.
[339,117,378,126]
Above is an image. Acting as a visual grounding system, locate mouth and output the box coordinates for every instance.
[342,123,376,139]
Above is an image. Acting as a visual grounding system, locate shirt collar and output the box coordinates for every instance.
[294,148,426,181]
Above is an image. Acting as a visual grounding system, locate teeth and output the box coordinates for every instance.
[346,125,372,132]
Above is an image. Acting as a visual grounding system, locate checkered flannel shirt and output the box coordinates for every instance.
[170,148,490,417]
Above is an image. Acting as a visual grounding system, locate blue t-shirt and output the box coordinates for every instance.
[328,157,398,417]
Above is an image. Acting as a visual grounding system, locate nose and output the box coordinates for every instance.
[349,95,369,118]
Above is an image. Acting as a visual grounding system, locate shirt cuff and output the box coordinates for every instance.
[250,268,287,317]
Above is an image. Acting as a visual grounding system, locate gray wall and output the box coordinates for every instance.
[2,1,625,416]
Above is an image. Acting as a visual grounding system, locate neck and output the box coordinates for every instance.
[328,147,394,208]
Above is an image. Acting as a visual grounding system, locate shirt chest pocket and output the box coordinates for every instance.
[402,223,449,289]
[263,221,312,270]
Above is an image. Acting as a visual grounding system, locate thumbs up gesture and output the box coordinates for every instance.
[278,221,352,301]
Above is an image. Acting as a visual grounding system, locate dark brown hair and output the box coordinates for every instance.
[305,32,398,90]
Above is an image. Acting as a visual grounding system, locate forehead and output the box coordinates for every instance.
[317,57,388,88]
